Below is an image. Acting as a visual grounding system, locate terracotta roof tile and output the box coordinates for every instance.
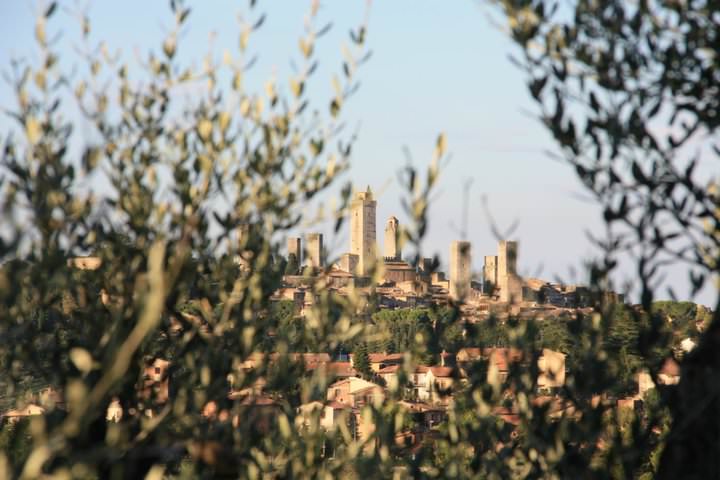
[660,357,680,377]
[429,366,454,377]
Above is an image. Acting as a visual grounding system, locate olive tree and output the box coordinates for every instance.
[494,0,720,477]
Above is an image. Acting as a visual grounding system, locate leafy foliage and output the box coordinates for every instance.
[1,0,718,478]
[495,0,720,476]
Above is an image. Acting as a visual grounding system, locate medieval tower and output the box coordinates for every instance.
[350,186,377,276]
[287,237,301,265]
[449,240,472,301]
[498,240,522,303]
[306,233,324,269]
[384,216,401,261]
[483,255,498,294]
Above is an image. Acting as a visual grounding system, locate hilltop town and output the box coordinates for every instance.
[5,187,706,460]
[272,186,623,322]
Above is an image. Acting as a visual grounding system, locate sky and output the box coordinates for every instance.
[0,0,714,305]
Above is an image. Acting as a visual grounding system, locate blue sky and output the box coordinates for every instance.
[0,1,712,304]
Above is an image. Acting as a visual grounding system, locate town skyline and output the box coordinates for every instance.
[1,1,714,306]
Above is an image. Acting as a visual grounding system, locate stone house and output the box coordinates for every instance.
[457,347,566,390]
[637,357,681,398]
[426,366,455,405]
[537,349,567,391]
[377,364,401,389]
[296,400,353,432]
[326,377,385,408]
[1,404,45,424]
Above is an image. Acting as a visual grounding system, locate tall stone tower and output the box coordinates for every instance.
[497,240,522,303]
[350,187,377,276]
[287,237,301,264]
[384,216,401,261]
[449,240,472,301]
[286,237,302,274]
[498,240,517,278]
[483,255,498,293]
[306,233,324,269]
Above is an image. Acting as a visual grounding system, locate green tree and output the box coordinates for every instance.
[352,342,372,379]
[495,0,720,476]
[0,1,385,477]
[285,253,300,276]
[3,0,719,477]
[0,419,32,473]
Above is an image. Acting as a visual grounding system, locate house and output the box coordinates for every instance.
[321,362,357,380]
[141,358,170,410]
[658,358,681,384]
[637,357,681,398]
[106,397,123,422]
[376,364,435,402]
[299,353,332,370]
[410,366,430,402]
[326,377,385,408]
[456,347,483,364]
[296,400,353,432]
[457,348,525,384]
[537,349,566,390]
[483,348,525,385]
[1,404,45,425]
[680,337,696,353]
[366,353,404,372]
[398,401,446,429]
[457,347,566,390]
[426,366,455,405]
[377,364,401,389]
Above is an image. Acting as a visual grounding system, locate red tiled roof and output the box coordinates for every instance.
[660,357,680,377]
[326,362,357,377]
[367,353,404,364]
[458,348,482,360]
[483,348,525,372]
[301,353,331,369]
[378,365,400,374]
[492,406,520,425]
[429,366,454,378]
